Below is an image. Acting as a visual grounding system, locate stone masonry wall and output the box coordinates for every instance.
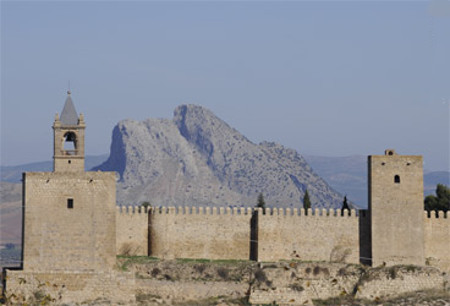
[5,269,135,305]
[116,206,149,256]
[249,263,446,305]
[258,208,360,263]
[23,172,116,272]
[148,207,252,260]
[354,266,446,300]
[424,211,450,272]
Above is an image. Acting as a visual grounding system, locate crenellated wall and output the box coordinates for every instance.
[115,206,448,271]
[116,206,149,256]
[258,208,360,263]
[423,211,450,271]
[148,206,252,260]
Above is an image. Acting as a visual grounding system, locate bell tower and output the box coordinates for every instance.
[5,88,123,301]
[53,90,85,172]
[19,90,117,273]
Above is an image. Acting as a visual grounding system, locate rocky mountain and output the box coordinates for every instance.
[94,105,345,209]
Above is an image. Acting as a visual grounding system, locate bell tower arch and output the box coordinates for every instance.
[53,90,85,172]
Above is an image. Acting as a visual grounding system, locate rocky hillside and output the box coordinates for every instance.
[5,257,449,305]
[95,104,344,209]
[118,258,450,306]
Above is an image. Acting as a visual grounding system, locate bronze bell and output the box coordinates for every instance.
[65,133,75,142]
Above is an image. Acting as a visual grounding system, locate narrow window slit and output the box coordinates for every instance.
[67,198,74,209]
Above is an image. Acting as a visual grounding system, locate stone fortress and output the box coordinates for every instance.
[3,92,449,303]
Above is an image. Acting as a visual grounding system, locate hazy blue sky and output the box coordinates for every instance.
[1,1,449,171]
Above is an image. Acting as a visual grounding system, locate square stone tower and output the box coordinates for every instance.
[22,91,117,272]
[368,149,424,267]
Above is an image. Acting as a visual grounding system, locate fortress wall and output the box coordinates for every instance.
[116,206,149,256]
[148,207,252,260]
[423,211,450,271]
[258,208,360,263]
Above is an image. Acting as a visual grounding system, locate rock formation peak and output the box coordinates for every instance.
[94,105,344,208]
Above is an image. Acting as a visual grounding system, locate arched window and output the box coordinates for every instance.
[394,175,400,184]
[63,132,77,155]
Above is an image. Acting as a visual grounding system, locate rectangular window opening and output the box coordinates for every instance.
[67,198,74,209]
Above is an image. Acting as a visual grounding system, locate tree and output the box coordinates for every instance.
[341,195,350,216]
[141,201,151,209]
[303,189,311,214]
[257,193,266,209]
[424,184,450,212]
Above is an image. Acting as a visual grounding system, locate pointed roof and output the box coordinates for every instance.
[60,91,79,125]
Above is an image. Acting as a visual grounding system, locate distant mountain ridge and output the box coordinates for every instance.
[2,154,448,210]
[0,155,109,182]
[94,105,345,209]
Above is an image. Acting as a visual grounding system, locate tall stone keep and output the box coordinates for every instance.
[53,90,85,172]
[368,149,424,266]
[22,91,117,272]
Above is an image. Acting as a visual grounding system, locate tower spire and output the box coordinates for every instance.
[60,91,78,126]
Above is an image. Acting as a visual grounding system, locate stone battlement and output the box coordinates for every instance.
[115,205,449,271]
[117,205,360,217]
[425,210,449,219]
